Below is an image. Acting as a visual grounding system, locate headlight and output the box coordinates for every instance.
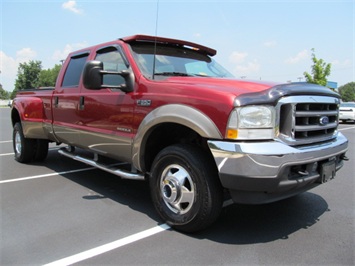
[226,106,275,140]
[238,106,274,128]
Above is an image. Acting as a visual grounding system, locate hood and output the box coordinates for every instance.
[163,76,279,96]
[160,77,339,106]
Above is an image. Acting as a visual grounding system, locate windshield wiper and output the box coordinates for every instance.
[190,73,211,77]
[154,72,191,77]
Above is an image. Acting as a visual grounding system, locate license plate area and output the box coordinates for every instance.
[319,160,336,183]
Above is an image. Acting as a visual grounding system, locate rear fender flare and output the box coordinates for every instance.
[12,97,46,138]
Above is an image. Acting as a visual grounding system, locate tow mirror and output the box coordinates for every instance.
[83,60,134,92]
[83,61,103,90]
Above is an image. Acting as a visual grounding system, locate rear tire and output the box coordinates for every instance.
[34,139,49,161]
[150,144,223,233]
[13,122,35,163]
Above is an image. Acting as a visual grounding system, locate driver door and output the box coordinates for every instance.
[77,45,135,162]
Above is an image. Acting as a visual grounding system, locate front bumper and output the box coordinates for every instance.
[208,133,348,204]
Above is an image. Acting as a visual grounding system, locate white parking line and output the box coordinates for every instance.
[44,223,171,266]
[0,167,96,184]
[44,199,234,266]
[0,152,14,157]
[0,147,60,157]
[0,140,12,143]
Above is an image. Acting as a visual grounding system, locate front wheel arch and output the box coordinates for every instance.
[132,104,223,172]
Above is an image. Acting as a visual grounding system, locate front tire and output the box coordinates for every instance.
[150,144,223,233]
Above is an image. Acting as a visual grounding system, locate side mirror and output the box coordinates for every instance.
[82,60,134,92]
[83,61,103,90]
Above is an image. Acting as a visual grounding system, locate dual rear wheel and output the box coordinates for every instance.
[13,122,48,163]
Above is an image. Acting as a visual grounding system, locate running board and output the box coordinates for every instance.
[58,148,145,180]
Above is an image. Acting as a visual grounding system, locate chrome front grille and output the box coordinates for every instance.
[277,96,340,146]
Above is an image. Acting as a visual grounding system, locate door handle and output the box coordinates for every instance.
[54,96,59,108]
[79,96,85,110]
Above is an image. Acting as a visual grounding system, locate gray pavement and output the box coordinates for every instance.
[0,107,354,265]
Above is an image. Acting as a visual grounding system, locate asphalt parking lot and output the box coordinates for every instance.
[0,107,354,265]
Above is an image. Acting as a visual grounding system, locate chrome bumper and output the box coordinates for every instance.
[208,133,348,204]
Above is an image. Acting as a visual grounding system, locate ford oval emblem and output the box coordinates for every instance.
[319,116,329,125]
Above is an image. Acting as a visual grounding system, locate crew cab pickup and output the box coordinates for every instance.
[11,35,349,232]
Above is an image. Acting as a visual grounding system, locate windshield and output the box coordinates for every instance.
[129,42,234,79]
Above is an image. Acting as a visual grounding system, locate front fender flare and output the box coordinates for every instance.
[132,104,222,171]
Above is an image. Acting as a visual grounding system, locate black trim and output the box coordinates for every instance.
[96,44,130,67]
[235,82,340,106]
[70,51,90,59]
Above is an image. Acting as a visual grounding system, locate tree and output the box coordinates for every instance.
[38,64,62,87]
[303,48,331,87]
[14,60,42,91]
[12,61,61,98]
[0,83,10,99]
[338,82,355,102]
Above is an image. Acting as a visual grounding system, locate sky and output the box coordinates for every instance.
[0,0,354,92]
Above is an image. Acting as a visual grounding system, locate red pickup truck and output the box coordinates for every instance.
[11,35,348,232]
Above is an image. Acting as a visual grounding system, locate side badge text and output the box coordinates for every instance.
[137,99,152,107]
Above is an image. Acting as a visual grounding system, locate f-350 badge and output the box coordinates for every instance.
[137,99,152,106]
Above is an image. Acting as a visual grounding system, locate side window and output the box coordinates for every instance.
[95,47,128,86]
[62,53,89,87]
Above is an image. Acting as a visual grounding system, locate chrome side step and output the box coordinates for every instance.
[58,148,145,180]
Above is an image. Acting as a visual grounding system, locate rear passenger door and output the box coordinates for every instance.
[52,51,89,145]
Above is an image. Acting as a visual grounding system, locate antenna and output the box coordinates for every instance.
[152,0,159,80]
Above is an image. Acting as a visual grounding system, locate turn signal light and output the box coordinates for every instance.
[226,129,238,139]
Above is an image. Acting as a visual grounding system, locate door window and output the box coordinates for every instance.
[95,47,128,87]
[62,53,89,87]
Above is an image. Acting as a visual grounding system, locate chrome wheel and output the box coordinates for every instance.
[160,164,195,214]
[13,122,35,163]
[150,144,223,233]
[14,130,22,156]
